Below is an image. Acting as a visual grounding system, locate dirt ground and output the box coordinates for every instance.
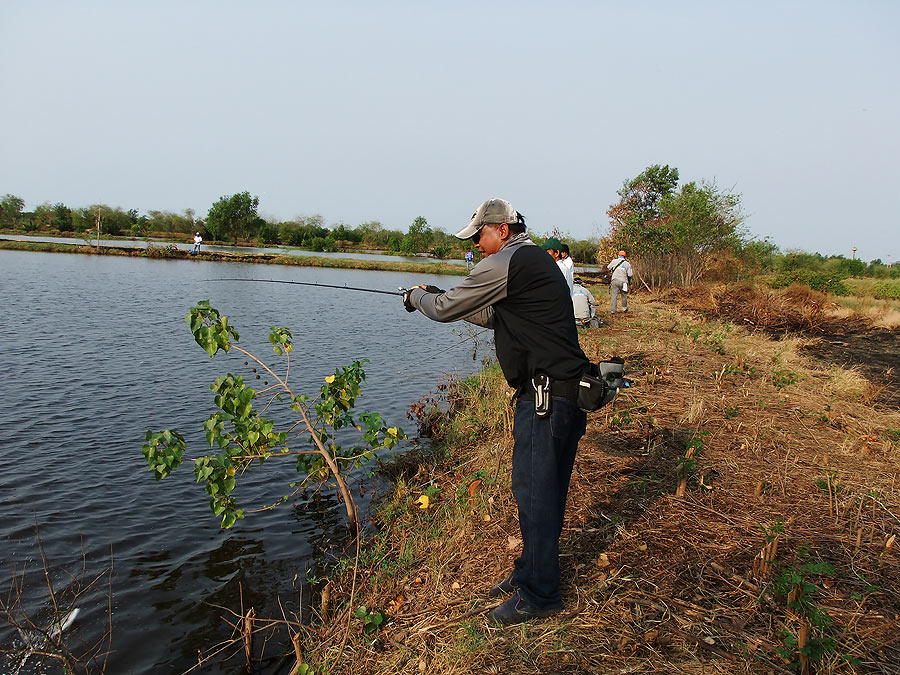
[276,288,900,674]
[803,330,900,408]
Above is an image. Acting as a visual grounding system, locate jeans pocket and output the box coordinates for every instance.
[549,398,578,440]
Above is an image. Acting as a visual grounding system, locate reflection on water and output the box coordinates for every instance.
[0,250,483,673]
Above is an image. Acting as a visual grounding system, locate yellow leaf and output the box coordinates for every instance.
[325,375,335,384]
[416,495,429,509]
[387,427,398,437]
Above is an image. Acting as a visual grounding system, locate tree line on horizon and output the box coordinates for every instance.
[0,191,603,263]
[2,168,897,284]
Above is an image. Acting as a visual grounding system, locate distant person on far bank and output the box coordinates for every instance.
[607,250,633,314]
[192,232,202,255]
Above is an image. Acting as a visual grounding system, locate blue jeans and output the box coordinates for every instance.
[511,396,586,608]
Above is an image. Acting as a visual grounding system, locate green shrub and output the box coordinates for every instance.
[872,280,900,300]
[770,270,849,296]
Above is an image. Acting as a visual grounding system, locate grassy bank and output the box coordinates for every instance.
[0,239,469,276]
[290,289,899,674]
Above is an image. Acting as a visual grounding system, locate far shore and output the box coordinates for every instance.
[0,239,471,276]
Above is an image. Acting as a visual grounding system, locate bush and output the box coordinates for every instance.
[770,270,849,296]
[308,235,337,252]
[872,280,900,300]
[431,242,453,259]
[257,223,281,246]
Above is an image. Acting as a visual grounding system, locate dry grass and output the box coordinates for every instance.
[828,296,900,330]
[293,295,899,675]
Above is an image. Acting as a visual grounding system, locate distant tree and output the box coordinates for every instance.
[400,216,433,255]
[257,223,281,245]
[607,164,679,239]
[53,203,73,232]
[0,194,25,228]
[206,192,263,244]
[32,203,55,230]
[607,165,744,287]
[740,237,779,272]
[568,237,602,265]
[280,215,328,247]
[356,220,385,248]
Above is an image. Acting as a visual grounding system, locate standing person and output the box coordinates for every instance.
[403,198,589,625]
[192,232,202,255]
[607,250,633,314]
[559,243,575,280]
[541,237,574,293]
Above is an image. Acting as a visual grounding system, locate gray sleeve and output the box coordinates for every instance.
[409,253,509,324]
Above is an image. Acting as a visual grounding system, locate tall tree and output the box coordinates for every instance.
[206,192,263,244]
[607,165,744,287]
[53,202,73,232]
[401,216,433,254]
[0,194,25,228]
[607,164,679,239]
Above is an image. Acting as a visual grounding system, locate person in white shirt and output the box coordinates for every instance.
[571,279,598,327]
[607,250,634,314]
[541,237,574,293]
[559,244,575,279]
[192,232,202,255]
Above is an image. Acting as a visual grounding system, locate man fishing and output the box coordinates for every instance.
[402,197,589,625]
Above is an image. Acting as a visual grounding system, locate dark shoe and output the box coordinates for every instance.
[488,573,519,598]
[489,591,562,625]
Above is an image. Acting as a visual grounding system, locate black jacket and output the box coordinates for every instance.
[409,233,588,389]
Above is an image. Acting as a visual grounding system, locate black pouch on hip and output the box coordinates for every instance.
[577,357,625,412]
[532,373,551,418]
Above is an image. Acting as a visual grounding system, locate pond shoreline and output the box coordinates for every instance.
[0,239,470,276]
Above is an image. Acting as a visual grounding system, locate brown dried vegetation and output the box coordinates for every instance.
[296,290,899,674]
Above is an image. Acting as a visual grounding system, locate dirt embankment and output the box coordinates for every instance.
[281,291,899,675]
[0,239,469,275]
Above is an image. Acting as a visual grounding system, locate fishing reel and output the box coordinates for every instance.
[577,357,631,412]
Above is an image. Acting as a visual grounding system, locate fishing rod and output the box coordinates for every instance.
[205,278,404,296]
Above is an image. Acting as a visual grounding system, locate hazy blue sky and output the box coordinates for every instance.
[2,1,897,261]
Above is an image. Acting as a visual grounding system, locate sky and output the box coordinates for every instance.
[2,1,898,262]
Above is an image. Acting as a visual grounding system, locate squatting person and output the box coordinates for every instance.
[402,198,589,625]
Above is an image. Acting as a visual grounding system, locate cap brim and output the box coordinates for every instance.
[455,218,481,240]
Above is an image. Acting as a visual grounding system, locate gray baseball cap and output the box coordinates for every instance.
[455,198,521,240]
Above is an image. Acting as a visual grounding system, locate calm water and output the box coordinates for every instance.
[0,250,483,673]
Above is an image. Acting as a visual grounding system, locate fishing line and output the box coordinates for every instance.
[204,278,403,296]
[203,277,494,367]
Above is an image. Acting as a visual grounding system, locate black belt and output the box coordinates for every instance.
[514,376,581,404]
[550,378,580,402]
